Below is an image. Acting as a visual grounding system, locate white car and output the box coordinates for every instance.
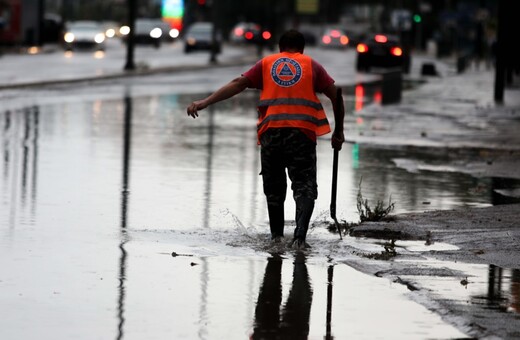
[63,21,106,51]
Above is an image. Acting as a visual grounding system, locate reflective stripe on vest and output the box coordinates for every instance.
[257,113,330,131]
[257,52,331,137]
[258,98,323,110]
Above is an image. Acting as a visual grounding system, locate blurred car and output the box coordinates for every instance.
[120,19,179,48]
[355,33,411,73]
[63,21,106,51]
[130,18,164,48]
[229,22,253,44]
[320,28,349,48]
[183,22,221,53]
[148,19,180,43]
[229,22,272,46]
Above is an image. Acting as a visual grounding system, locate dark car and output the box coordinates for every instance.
[355,33,411,73]
[184,22,222,53]
[120,19,178,47]
[229,22,272,46]
[130,18,165,48]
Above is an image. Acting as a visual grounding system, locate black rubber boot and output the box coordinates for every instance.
[267,203,284,239]
[293,197,315,242]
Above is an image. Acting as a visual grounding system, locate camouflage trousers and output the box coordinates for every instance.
[260,128,317,239]
[260,128,317,203]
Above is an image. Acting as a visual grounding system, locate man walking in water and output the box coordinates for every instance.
[187,29,345,249]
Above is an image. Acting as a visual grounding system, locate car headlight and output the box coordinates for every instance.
[169,28,180,38]
[150,27,162,39]
[105,28,115,38]
[95,33,106,44]
[64,32,75,43]
[119,25,130,36]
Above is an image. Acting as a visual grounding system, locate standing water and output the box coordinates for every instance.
[0,75,512,339]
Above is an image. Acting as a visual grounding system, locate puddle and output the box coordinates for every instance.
[393,260,520,321]
[398,240,460,252]
[113,229,470,340]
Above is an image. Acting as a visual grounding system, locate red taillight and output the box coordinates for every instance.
[391,47,403,56]
[234,27,244,37]
[262,31,271,40]
[340,35,349,45]
[322,36,331,44]
[244,31,254,40]
[374,34,388,43]
[355,85,364,112]
[357,43,368,53]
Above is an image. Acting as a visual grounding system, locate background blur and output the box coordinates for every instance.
[0,0,506,58]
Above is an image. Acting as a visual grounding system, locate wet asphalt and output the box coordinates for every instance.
[1,40,520,339]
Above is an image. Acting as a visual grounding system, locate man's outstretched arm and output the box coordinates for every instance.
[323,84,345,150]
[187,76,251,118]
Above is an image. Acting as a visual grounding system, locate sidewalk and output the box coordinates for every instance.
[345,61,520,339]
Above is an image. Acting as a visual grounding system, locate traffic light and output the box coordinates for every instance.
[413,14,422,23]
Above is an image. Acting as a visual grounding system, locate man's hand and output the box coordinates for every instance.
[323,85,345,150]
[187,100,207,118]
[186,76,250,119]
[331,130,345,150]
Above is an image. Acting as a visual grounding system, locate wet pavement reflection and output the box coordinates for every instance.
[251,253,312,339]
[0,82,517,339]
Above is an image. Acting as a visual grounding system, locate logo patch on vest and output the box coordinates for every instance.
[271,57,302,87]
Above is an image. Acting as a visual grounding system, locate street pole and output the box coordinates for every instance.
[37,0,45,46]
[209,0,218,64]
[493,0,506,103]
[124,0,136,71]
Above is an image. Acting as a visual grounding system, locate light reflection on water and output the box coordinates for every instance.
[0,90,516,339]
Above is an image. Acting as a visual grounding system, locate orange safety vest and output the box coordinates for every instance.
[257,52,331,140]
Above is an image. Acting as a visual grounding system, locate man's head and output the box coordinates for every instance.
[278,29,305,53]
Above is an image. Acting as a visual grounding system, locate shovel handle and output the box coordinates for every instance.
[330,148,339,219]
[330,87,343,240]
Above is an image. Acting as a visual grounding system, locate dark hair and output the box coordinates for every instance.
[278,29,305,52]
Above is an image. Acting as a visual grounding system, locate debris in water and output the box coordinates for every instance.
[172,251,193,257]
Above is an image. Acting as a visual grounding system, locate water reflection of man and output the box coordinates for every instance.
[251,253,312,339]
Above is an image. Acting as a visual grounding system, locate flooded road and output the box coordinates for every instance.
[1,67,517,339]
